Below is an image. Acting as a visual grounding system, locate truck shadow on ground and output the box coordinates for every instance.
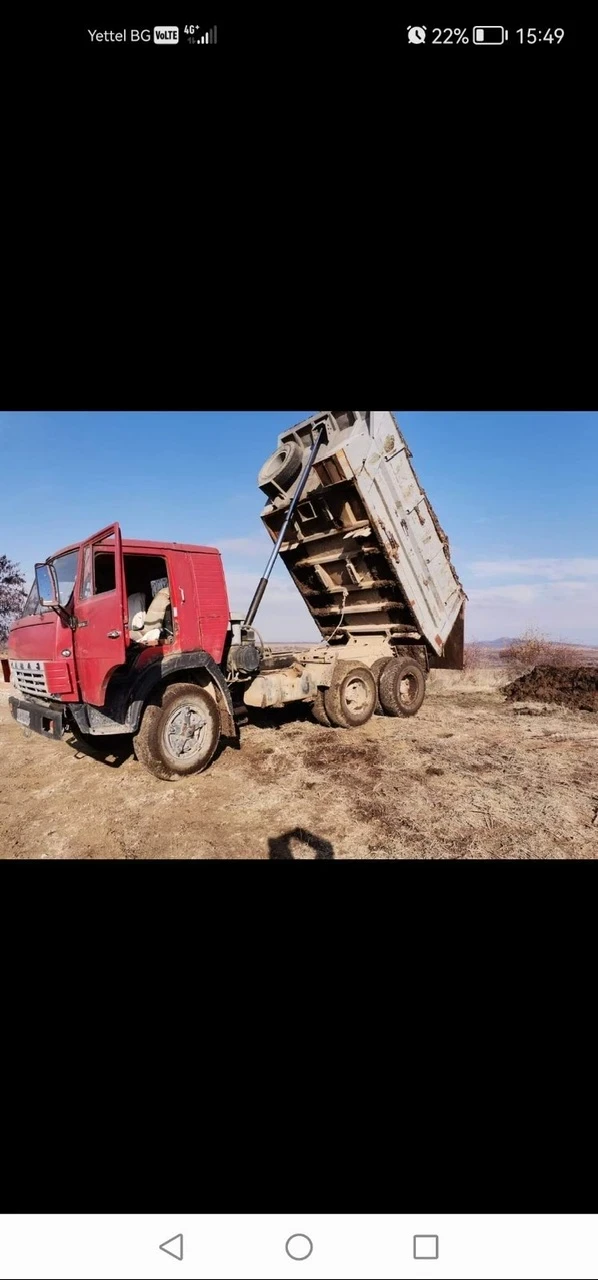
[64,732,241,770]
[268,827,335,859]
[247,703,314,732]
[64,733,134,769]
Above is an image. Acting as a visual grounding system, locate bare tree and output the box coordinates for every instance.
[462,642,484,671]
[0,554,27,645]
[500,627,580,679]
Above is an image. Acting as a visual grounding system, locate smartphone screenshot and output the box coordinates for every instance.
[0,12,593,1280]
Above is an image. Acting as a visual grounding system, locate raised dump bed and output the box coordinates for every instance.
[258,410,466,666]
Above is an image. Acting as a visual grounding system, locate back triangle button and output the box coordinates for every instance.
[159,1233,183,1261]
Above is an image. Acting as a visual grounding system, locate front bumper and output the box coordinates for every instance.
[9,697,64,741]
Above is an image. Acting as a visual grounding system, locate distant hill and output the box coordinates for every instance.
[470,638,515,649]
[471,637,596,650]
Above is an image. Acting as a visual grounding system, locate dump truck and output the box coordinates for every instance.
[3,410,466,780]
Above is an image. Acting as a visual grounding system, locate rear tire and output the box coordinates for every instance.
[379,658,426,718]
[311,689,333,727]
[369,656,392,715]
[323,663,377,729]
[392,644,429,679]
[134,681,221,781]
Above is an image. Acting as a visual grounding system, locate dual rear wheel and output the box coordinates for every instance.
[379,657,426,718]
[312,657,426,728]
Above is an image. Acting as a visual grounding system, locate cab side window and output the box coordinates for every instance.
[79,547,116,598]
[94,552,116,594]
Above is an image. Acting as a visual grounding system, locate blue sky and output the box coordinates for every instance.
[1,411,597,643]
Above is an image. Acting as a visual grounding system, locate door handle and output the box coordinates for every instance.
[107,630,121,639]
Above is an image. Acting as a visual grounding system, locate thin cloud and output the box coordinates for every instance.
[466,578,598,643]
[468,584,538,605]
[219,536,270,556]
[469,558,598,579]
[224,568,297,598]
[468,580,596,604]
[223,567,319,641]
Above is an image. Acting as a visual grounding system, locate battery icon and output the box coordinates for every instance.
[473,26,506,44]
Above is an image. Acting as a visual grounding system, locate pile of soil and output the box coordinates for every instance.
[504,665,598,713]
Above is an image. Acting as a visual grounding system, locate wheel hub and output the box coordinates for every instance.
[399,674,418,705]
[166,705,208,759]
[344,676,369,712]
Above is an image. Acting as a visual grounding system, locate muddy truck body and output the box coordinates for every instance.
[4,411,466,780]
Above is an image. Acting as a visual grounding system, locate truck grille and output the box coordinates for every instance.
[10,660,49,697]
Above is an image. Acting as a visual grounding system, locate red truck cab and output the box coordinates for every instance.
[4,523,241,779]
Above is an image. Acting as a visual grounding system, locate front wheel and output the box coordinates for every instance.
[134,682,221,781]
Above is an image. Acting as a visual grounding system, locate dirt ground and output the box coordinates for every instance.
[1,668,597,859]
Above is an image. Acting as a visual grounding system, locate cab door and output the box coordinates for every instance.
[73,523,127,706]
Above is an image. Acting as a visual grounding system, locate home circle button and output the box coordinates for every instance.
[285,1234,314,1261]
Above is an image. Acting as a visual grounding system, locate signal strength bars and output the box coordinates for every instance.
[198,27,217,43]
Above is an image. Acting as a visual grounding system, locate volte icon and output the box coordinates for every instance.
[159,1233,183,1261]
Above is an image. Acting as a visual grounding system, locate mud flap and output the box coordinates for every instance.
[428,603,465,671]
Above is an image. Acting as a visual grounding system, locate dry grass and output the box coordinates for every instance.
[462,643,484,671]
[2,674,597,859]
[427,666,510,694]
[500,628,581,679]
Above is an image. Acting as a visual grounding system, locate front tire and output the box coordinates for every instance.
[134,682,221,781]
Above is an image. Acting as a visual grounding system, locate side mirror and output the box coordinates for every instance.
[35,562,57,607]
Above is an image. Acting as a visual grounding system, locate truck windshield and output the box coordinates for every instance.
[21,580,46,618]
[51,550,80,606]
